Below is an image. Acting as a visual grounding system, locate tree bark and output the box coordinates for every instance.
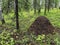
[15,0,19,30]
[38,0,41,14]
[33,0,37,14]
[48,0,50,12]
[0,0,5,24]
[44,0,47,15]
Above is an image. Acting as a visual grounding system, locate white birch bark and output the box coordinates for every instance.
[0,0,3,20]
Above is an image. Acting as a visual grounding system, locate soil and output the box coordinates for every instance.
[28,16,55,35]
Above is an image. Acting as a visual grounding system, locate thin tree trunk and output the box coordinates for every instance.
[6,0,9,14]
[15,0,19,30]
[38,0,41,14]
[44,0,47,15]
[24,0,29,11]
[48,0,50,12]
[0,0,5,24]
[33,0,37,14]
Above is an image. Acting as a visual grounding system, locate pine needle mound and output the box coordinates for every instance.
[28,16,55,35]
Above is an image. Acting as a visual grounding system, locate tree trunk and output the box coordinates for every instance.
[44,0,47,15]
[6,0,10,14]
[48,0,50,12]
[33,0,37,14]
[38,0,41,14]
[0,0,5,24]
[15,0,19,30]
[24,0,29,11]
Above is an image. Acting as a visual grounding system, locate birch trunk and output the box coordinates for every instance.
[0,0,3,20]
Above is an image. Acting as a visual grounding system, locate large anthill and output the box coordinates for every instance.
[28,16,55,35]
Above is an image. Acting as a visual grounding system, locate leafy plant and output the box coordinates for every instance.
[0,30,15,45]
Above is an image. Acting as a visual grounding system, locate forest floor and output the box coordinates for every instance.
[0,9,60,45]
[0,8,60,32]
